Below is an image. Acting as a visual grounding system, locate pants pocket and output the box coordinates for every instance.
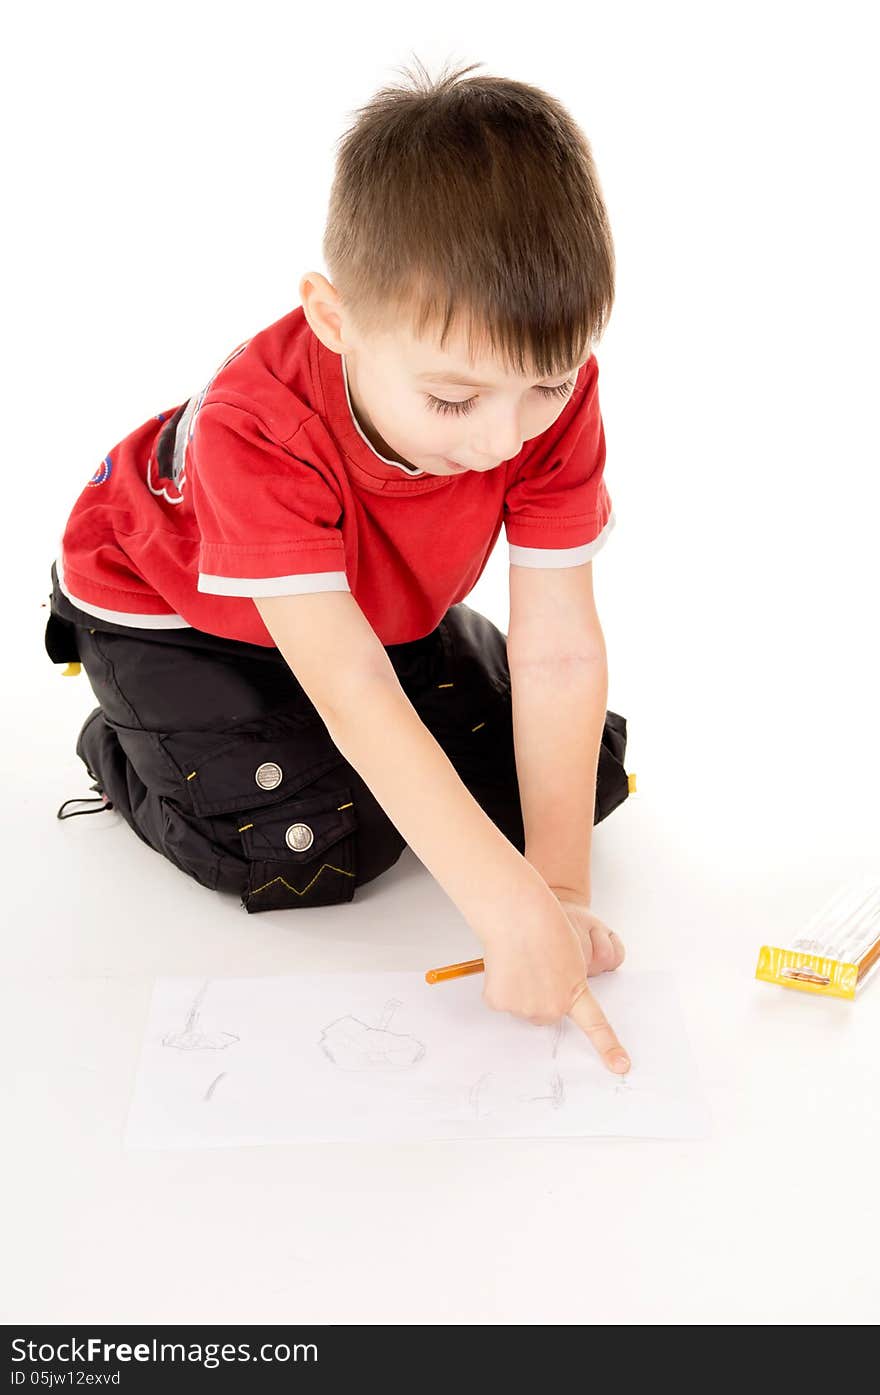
[159,721,343,819]
[159,724,359,909]
[236,784,358,912]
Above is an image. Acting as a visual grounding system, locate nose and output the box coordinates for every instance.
[472,415,523,468]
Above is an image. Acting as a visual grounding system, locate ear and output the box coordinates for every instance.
[299,272,348,353]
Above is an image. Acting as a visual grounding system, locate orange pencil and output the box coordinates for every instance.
[425,957,485,984]
[857,932,880,983]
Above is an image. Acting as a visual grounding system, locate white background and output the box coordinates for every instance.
[2,0,878,1325]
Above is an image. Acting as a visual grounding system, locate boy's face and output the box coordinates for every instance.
[302,274,589,477]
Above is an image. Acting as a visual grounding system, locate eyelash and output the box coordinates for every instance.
[425,380,575,417]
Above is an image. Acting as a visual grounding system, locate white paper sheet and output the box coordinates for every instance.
[123,969,711,1149]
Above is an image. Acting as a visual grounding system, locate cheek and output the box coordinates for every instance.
[375,401,449,458]
[403,403,453,441]
[526,399,569,435]
[533,398,566,423]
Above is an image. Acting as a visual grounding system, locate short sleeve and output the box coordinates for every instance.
[503,354,616,568]
[190,401,350,598]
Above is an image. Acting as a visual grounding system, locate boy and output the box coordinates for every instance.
[45,59,632,1073]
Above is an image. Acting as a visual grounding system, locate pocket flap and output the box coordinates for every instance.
[238,786,357,863]
[161,723,343,818]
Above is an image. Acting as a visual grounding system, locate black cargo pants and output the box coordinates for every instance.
[45,563,630,912]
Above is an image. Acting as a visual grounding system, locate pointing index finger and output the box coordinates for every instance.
[568,983,630,1074]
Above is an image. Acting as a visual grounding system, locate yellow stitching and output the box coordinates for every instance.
[471,721,486,732]
[185,771,197,780]
[437,682,454,688]
[249,863,355,898]
[241,805,352,835]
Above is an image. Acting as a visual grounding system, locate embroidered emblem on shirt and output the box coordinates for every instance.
[88,456,112,487]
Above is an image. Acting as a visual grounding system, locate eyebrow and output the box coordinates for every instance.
[415,361,586,389]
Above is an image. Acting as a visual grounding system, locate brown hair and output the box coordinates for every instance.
[321,56,615,379]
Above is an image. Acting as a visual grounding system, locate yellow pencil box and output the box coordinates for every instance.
[755,875,880,1000]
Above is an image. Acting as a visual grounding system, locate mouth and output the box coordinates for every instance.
[443,459,469,472]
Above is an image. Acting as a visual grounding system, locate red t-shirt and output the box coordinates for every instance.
[56,306,616,646]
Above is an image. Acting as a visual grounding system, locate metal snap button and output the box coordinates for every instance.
[285,822,314,853]
[255,761,283,790]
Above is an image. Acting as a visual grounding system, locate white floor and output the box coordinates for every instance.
[4,628,879,1326]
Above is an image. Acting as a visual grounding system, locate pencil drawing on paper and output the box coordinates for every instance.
[203,1072,227,1102]
[550,1019,566,1059]
[469,1069,567,1117]
[317,997,426,1071]
[162,979,240,1051]
[469,1071,494,1118]
[522,1071,566,1109]
[126,971,710,1147]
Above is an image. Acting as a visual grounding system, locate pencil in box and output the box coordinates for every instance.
[755,875,880,1000]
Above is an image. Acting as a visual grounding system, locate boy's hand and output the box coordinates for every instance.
[478,882,631,1074]
[550,890,626,977]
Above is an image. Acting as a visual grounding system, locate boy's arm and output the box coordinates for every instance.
[506,561,608,903]
[253,592,547,938]
[254,588,633,1068]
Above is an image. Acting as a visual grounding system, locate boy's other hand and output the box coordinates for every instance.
[549,891,626,977]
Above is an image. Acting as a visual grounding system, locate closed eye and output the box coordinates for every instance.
[425,379,576,417]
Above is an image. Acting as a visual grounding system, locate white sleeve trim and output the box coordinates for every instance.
[55,553,192,629]
[508,512,616,568]
[197,570,350,598]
